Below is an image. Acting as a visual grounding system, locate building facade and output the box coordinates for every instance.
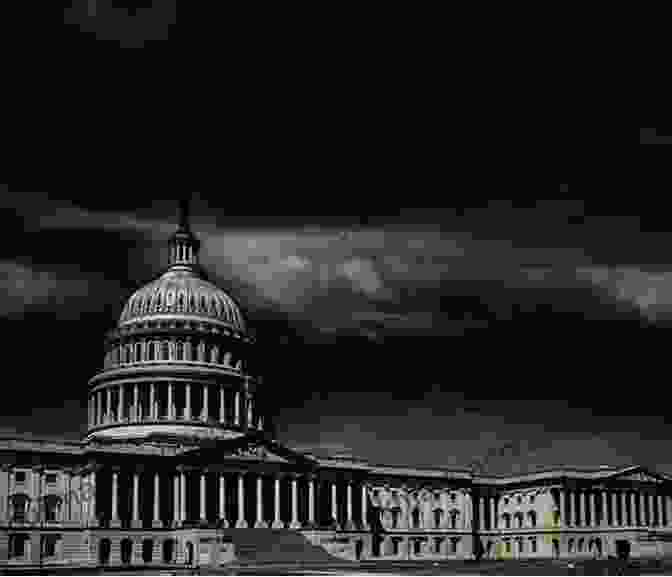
[2,208,672,568]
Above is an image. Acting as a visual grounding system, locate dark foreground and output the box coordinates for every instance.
[2,558,672,575]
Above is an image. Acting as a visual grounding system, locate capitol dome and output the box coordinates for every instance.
[86,200,263,444]
[118,208,246,333]
[119,269,246,332]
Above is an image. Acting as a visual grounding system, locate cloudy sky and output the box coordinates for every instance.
[1,184,671,476]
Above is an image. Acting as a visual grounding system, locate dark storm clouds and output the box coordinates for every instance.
[1,188,670,475]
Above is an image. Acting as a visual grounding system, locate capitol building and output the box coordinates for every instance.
[1,204,672,568]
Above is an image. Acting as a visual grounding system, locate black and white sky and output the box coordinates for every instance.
[1,185,671,476]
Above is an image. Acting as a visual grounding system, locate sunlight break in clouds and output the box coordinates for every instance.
[576,267,672,320]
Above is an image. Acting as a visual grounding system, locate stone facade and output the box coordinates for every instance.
[2,203,672,568]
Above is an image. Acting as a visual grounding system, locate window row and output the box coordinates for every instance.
[6,494,63,523]
[103,339,246,370]
[501,510,537,528]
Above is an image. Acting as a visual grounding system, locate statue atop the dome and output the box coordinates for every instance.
[178,198,191,233]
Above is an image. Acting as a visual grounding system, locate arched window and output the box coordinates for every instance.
[528,510,537,527]
[433,508,443,527]
[568,538,574,553]
[176,341,184,361]
[518,539,524,553]
[135,343,142,363]
[451,510,459,529]
[503,512,511,529]
[517,512,524,528]
[148,341,155,361]
[411,509,421,529]
[553,510,560,525]
[529,537,537,553]
[44,495,61,522]
[578,537,584,552]
[162,341,169,361]
[177,293,185,311]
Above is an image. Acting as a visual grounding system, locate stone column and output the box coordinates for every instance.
[236,473,247,528]
[621,491,628,526]
[95,391,101,425]
[639,492,646,526]
[611,492,618,527]
[657,494,664,527]
[255,475,267,528]
[490,497,496,530]
[308,478,315,526]
[330,482,339,530]
[666,496,672,527]
[234,391,241,426]
[589,492,596,527]
[133,383,140,421]
[111,471,120,527]
[576,490,583,527]
[568,490,575,527]
[202,384,209,421]
[168,382,174,419]
[106,387,112,422]
[272,477,283,528]
[89,471,96,527]
[219,473,228,527]
[173,474,180,527]
[346,482,355,530]
[185,383,191,420]
[601,491,608,526]
[118,384,124,421]
[132,472,141,528]
[559,490,566,527]
[149,383,156,420]
[180,471,187,523]
[290,477,301,529]
[362,485,369,529]
[648,493,654,526]
[479,497,486,531]
[153,472,161,528]
[200,473,207,523]
[219,386,225,423]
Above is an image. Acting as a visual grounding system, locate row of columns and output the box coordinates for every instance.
[560,489,671,528]
[104,339,243,371]
[88,383,259,430]
[104,471,366,530]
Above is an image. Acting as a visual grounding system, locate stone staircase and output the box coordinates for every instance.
[220,528,349,566]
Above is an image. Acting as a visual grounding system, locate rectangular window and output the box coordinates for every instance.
[10,534,28,558]
[14,471,26,483]
[46,473,57,485]
[530,538,537,552]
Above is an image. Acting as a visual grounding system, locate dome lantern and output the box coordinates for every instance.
[168,198,201,271]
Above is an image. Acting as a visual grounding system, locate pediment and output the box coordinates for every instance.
[607,466,668,484]
[181,435,317,467]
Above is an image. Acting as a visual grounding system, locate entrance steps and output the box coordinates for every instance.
[218,528,350,566]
